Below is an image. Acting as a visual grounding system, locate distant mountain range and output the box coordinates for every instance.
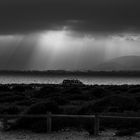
[96,55,140,71]
[0,55,140,75]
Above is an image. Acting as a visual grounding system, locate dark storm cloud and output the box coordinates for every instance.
[0,0,140,34]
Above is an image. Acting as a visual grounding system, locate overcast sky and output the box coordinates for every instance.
[0,0,140,70]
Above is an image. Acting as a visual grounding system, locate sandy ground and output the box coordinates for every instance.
[0,130,140,140]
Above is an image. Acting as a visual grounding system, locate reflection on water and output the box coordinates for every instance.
[0,75,140,85]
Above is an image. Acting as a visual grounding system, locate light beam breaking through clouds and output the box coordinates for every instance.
[0,30,140,70]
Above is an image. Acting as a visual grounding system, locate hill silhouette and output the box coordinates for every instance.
[96,55,140,71]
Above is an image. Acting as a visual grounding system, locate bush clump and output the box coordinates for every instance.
[10,101,61,132]
[91,95,138,113]
[0,105,20,114]
[115,128,138,136]
[89,86,111,98]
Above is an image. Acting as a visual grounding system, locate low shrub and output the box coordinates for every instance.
[0,85,11,92]
[89,86,109,98]
[0,95,27,103]
[128,87,140,94]
[90,95,138,113]
[49,96,69,105]
[0,105,20,114]
[10,101,61,131]
[63,87,82,95]
[62,105,80,115]
[115,128,138,136]
[15,99,35,106]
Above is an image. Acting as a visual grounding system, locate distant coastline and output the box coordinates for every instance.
[0,70,140,77]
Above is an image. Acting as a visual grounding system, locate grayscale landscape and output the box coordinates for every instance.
[0,0,140,139]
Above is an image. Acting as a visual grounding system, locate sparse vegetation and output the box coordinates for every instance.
[0,84,140,135]
[115,128,139,136]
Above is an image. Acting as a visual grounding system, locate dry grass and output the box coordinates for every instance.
[0,130,140,140]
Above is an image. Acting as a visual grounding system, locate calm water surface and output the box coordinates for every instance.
[0,75,140,85]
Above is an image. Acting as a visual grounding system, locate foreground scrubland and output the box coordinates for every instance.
[0,84,140,136]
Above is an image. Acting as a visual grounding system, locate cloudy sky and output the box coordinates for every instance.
[0,0,140,70]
